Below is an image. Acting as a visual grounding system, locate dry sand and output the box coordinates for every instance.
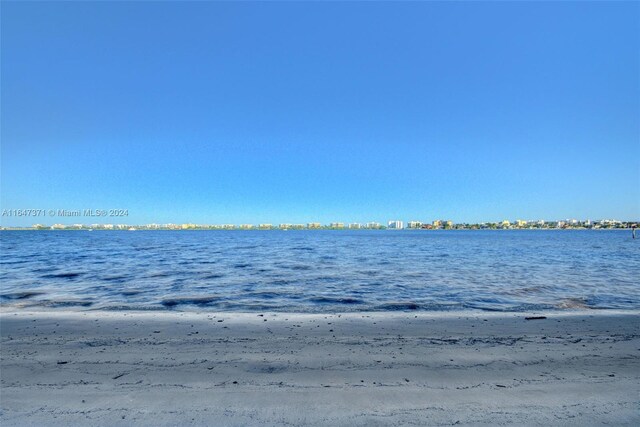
[1,309,639,426]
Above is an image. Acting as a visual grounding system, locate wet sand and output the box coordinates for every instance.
[1,310,639,426]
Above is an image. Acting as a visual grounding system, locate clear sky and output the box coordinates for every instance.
[1,1,639,226]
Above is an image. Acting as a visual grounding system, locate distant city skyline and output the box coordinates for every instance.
[1,209,639,228]
[1,210,636,230]
[2,2,639,227]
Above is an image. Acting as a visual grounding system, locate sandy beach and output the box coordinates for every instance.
[1,310,638,426]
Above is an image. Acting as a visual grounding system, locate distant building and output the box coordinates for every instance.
[387,220,404,229]
[239,224,254,230]
[329,222,345,229]
[307,222,321,229]
[259,224,273,230]
[348,223,361,229]
[431,220,452,229]
[366,222,381,229]
[407,221,422,229]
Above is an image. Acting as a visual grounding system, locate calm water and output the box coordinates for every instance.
[1,230,638,312]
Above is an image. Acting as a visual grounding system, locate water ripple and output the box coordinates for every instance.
[1,229,638,312]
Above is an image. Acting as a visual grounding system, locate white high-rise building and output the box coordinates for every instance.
[387,220,404,229]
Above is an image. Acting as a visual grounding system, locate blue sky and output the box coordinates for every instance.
[1,1,638,226]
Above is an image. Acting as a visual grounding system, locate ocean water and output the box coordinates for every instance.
[1,230,638,312]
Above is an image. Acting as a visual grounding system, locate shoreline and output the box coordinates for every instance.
[2,310,639,425]
[2,306,640,317]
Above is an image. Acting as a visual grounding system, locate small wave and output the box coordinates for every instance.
[504,285,553,296]
[0,260,29,265]
[373,302,420,311]
[202,273,225,279]
[462,302,556,312]
[0,291,45,300]
[309,296,364,305]
[461,302,506,312]
[121,290,144,296]
[245,291,282,300]
[269,279,295,286]
[556,298,591,310]
[233,263,251,269]
[34,299,94,308]
[161,295,221,307]
[41,272,82,279]
[101,275,129,282]
[359,270,380,277]
[147,272,170,278]
[289,264,312,271]
[133,246,160,251]
[212,302,283,311]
